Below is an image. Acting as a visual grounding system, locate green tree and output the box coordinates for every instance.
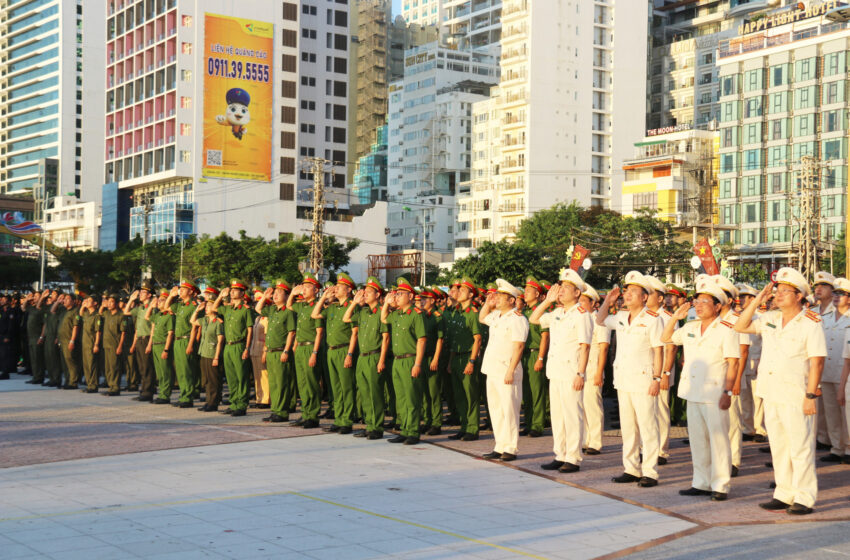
[56,249,115,293]
[0,255,52,289]
[437,240,562,287]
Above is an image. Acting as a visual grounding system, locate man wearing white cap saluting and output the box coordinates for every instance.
[530,269,593,473]
[579,284,609,455]
[813,272,850,463]
[663,278,739,500]
[597,271,664,487]
[735,268,826,515]
[644,274,678,465]
[478,279,529,461]
[735,283,766,444]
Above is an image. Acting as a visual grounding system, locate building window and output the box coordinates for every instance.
[181,42,192,54]
[180,123,191,136]
[280,183,294,200]
[181,69,192,82]
[283,2,298,21]
[182,15,192,27]
[180,96,192,109]
[180,150,190,162]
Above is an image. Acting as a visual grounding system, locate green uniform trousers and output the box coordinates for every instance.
[28,339,44,382]
[152,347,174,400]
[266,350,295,418]
[422,355,443,428]
[384,356,395,423]
[222,343,249,411]
[522,350,547,433]
[295,345,321,421]
[102,346,122,392]
[61,344,81,386]
[392,356,423,438]
[355,352,384,433]
[81,344,98,390]
[45,342,62,385]
[450,353,480,436]
[328,346,356,427]
[319,343,333,413]
[124,348,139,389]
[173,338,199,403]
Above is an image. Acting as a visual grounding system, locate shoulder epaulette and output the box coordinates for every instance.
[720,320,734,328]
[578,306,587,314]
[414,308,422,314]
[663,309,673,317]
[805,310,822,322]
[434,311,441,317]
[514,310,523,316]
[733,310,741,317]
[646,309,659,317]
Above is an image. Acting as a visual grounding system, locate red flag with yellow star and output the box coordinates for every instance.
[569,245,589,271]
[694,238,719,275]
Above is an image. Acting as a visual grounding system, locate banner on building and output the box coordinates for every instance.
[202,14,273,182]
[693,237,719,275]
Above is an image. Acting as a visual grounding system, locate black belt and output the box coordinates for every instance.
[296,341,314,347]
[226,338,246,345]
[361,348,381,356]
[135,335,150,339]
[152,342,165,346]
[328,343,348,350]
[452,350,471,356]
[266,346,288,352]
[395,353,416,359]
[174,335,190,340]
[525,347,539,352]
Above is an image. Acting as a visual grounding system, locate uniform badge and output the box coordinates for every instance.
[766,323,776,329]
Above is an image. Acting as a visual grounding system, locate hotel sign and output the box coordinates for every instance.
[738,1,839,35]
[647,123,692,136]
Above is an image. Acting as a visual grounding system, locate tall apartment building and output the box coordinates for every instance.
[0,0,105,211]
[386,42,497,257]
[715,1,849,267]
[402,0,501,53]
[455,0,650,256]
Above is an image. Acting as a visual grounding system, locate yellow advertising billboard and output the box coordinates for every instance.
[202,14,273,182]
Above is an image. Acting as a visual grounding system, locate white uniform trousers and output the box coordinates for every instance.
[765,400,818,508]
[550,377,584,465]
[740,374,757,435]
[844,383,850,455]
[582,382,604,452]
[820,382,847,456]
[747,376,767,437]
[817,395,829,444]
[687,401,732,493]
[728,394,743,467]
[486,372,522,455]
[618,390,659,479]
[657,389,671,458]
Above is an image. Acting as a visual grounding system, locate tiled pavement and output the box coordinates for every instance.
[2,373,849,559]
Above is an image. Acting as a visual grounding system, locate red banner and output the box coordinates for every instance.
[693,238,719,275]
[569,245,589,271]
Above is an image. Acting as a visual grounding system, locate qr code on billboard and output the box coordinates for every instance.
[206,149,222,167]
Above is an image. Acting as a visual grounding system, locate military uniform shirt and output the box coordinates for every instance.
[588,311,611,377]
[292,301,323,343]
[480,309,529,376]
[539,303,594,379]
[446,305,480,354]
[219,303,254,343]
[58,308,80,346]
[671,317,739,404]
[352,305,387,354]
[131,302,153,337]
[261,305,296,349]
[80,310,102,346]
[817,304,850,383]
[26,307,44,339]
[523,303,549,350]
[171,301,199,338]
[44,308,61,344]
[152,311,174,344]
[603,307,664,393]
[321,300,353,347]
[421,309,444,357]
[101,311,126,349]
[389,307,426,356]
[198,316,224,359]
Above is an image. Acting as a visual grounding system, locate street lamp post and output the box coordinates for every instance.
[37,191,75,290]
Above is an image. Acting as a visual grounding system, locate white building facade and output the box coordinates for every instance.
[43,195,100,251]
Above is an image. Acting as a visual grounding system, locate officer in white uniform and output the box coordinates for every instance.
[736,283,765,444]
[645,274,677,464]
[812,272,850,463]
[579,284,609,455]
[735,268,826,515]
[664,278,739,501]
[598,271,664,487]
[479,279,529,462]
[530,269,593,473]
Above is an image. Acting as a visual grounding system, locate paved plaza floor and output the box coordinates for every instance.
[1,374,848,559]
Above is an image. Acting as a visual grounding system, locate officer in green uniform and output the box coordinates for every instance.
[120,295,138,392]
[446,277,483,441]
[57,293,82,389]
[43,290,63,387]
[381,277,427,444]
[344,277,389,439]
[318,280,334,419]
[165,281,202,407]
[286,273,324,428]
[419,287,445,435]
[313,272,358,433]
[101,293,128,395]
[191,291,225,411]
[521,277,550,437]
[125,281,156,400]
[79,295,102,393]
[209,280,254,417]
[24,290,47,384]
[255,280,297,422]
[146,290,175,403]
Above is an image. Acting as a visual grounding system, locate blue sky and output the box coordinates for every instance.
[392,0,402,16]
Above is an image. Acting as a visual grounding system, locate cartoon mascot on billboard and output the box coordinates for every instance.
[216,87,251,140]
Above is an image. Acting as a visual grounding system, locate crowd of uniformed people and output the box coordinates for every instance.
[1,266,848,515]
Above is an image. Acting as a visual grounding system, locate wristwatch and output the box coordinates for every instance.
[724,390,733,396]
[662,371,671,377]
[805,392,817,400]
[468,358,476,365]
[576,372,585,379]
[652,376,661,382]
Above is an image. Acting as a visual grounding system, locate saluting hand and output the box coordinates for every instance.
[485,292,498,307]
[673,302,691,321]
[263,287,274,299]
[544,284,560,304]
[755,282,774,306]
[353,290,365,305]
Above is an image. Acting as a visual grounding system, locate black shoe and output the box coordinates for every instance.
[519,428,530,436]
[638,477,658,488]
[339,426,352,435]
[302,419,319,429]
[263,414,286,423]
[203,406,219,413]
[679,487,711,496]
[731,465,739,478]
[483,451,501,460]
[529,430,544,438]
[256,403,270,409]
[820,453,843,463]
[289,418,305,427]
[843,456,850,465]
[612,473,640,483]
[787,502,813,515]
[127,386,139,392]
[584,448,600,455]
[99,382,108,388]
[86,388,98,393]
[711,492,727,502]
[500,453,517,462]
[353,430,367,438]
[107,391,120,396]
[367,431,383,440]
[759,446,771,453]
[323,425,342,433]
[426,426,441,436]
[388,435,406,444]
[44,382,58,387]
[765,462,773,468]
[198,405,210,411]
[0,373,9,380]
[231,409,246,417]
[658,457,668,465]
[320,410,335,419]
[171,401,181,407]
[134,395,153,401]
[461,433,479,441]
[769,482,776,489]
[62,385,77,390]
[178,401,193,408]
[447,431,465,440]
[558,462,580,473]
[759,498,790,511]
[404,437,420,445]
[541,460,564,471]
[220,408,234,415]
[742,433,755,442]
[383,420,395,429]
[816,441,831,451]
[681,438,689,446]
[753,434,767,443]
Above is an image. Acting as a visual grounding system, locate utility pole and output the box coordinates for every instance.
[797,155,821,282]
[304,157,331,279]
